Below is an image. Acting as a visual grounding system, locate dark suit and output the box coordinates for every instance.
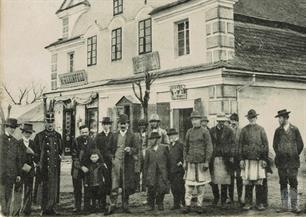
[144,144,170,208]
[19,138,36,215]
[0,133,22,216]
[169,140,185,208]
[71,136,95,211]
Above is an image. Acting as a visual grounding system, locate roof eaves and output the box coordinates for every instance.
[150,0,192,16]
[56,0,90,14]
[44,35,82,49]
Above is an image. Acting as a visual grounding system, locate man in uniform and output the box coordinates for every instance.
[273,109,304,213]
[106,114,138,215]
[239,109,269,211]
[33,113,63,215]
[0,118,22,216]
[147,114,169,146]
[71,125,95,213]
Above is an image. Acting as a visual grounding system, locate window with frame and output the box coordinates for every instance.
[138,18,152,54]
[51,80,57,90]
[111,28,122,61]
[177,19,190,56]
[113,0,123,16]
[68,52,74,72]
[87,36,97,66]
[63,17,69,38]
[51,54,57,72]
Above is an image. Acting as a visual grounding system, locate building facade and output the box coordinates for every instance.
[45,0,306,154]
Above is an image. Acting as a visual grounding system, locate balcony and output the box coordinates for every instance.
[58,70,88,88]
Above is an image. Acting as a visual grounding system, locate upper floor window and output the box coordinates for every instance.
[63,17,69,38]
[51,54,57,72]
[68,52,74,72]
[113,0,123,16]
[177,19,190,56]
[87,36,97,66]
[111,28,122,61]
[138,18,152,55]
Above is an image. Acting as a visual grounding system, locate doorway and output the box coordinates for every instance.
[173,108,193,141]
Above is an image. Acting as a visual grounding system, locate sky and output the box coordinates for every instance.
[1,0,63,96]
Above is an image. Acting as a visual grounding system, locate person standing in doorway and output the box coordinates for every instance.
[273,109,304,214]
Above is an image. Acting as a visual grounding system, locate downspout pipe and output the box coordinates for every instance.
[236,73,256,115]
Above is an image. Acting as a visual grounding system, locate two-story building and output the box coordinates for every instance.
[45,0,306,154]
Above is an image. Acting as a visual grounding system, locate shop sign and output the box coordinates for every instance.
[170,84,187,100]
[132,51,160,74]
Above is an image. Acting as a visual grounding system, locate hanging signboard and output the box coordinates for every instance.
[132,51,160,74]
[170,84,187,100]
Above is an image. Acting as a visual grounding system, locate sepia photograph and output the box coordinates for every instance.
[0,0,306,216]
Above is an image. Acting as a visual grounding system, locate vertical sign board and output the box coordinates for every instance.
[133,51,160,73]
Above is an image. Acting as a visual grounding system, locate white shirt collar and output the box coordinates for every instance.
[120,130,127,136]
[103,130,110,135]
[283,123,290,131]
[23,137,30,147]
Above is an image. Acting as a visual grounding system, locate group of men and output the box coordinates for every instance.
[0,107,305,216]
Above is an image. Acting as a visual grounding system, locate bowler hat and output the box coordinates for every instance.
[167,128,178,136]
[138,119,148,126]
[190,111,202,119]
[4,118,20,128]
[245,109,259,119]
[201,116,209,122]
[101,117,112,124]
[275,109,291,118]
[148,131,161,139]
[118,114,129,123]
[20,123,35,133]
[45,112,55,123]
[230,113,239,122]
[149,114,160,122]
[216,113,228,122]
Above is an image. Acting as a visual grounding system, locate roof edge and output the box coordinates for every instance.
[45,35,82,49]
[56,1,90,15]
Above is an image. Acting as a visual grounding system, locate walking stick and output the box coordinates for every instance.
[9,184,15,216]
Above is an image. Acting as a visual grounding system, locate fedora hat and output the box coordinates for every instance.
[216,113,228,122]
[101,117,112,124]
[245,109,259,119]
[275,109,291,118]
[45,112,55,123]
[201,116,209,122]
[190,111,202,119]
[167,128,178,136]
[118,114,129,124]
[148,131,161,140]
[4,118,20,128]
[20,123,35,133]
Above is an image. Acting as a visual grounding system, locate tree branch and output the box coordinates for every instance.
[132,82,143,103]
[2,85,17,105]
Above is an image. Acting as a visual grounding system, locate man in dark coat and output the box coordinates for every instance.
[167,128,185,210]
[95,117,114,210]
[210,114,235,207]
[0,118,22,216]
[273,109,304,214]
[144,131,170,211]
[239,109,269,211]
[18,123,36,216]
[106,114,138,215]
[71,125,95,213]
[33,113,63,215]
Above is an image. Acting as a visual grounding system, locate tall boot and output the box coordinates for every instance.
[290,188,301,214]
[277,188,288,213]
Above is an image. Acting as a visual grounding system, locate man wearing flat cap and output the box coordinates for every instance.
[106,114,138,215]
[18,123,37,215]
[95,117,114,210]
[239,109,269,211]
[33,112,63,215]
[273,109,304,214]
[0,118,22,216]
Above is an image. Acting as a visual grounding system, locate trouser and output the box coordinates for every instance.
[72,177,83,210]
[110,190,130,210]
[170,174,185,207]
[278,168,299,209]
[229,175,243,202]
[185,184,205,207]
[21,178,34,215]
[245,183,265,206]
[211,183,230,204]
[84,186,101,210]
[147,186,165,208]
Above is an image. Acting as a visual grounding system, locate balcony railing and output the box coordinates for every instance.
[58,70,88,88]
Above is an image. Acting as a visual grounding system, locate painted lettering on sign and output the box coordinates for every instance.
[170,84,187,100]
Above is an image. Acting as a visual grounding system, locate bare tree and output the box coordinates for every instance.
[132,71,159,122]
[26,83,46,104]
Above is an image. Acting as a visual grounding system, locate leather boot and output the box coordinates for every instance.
[277,189,288,213]
[290,188,301,214]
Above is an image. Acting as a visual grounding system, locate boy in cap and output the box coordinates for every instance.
[239,109,269,211]
[167,128,185,210]
[144,131,170,211]
[183,111,213,214]
[273,109,304,213]
[18,123,36,215]
[0,118,22,216]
